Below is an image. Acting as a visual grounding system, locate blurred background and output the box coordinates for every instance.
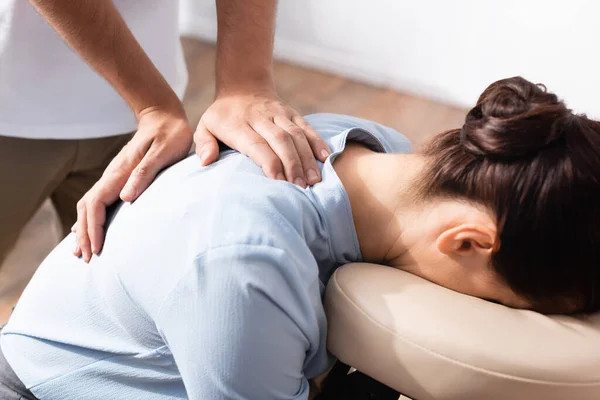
[182,0,599,118]
[1,0,598,320]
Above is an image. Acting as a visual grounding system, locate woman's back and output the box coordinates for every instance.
[1,114,412,399]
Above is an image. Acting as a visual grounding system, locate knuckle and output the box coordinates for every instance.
[88,197,103,210]
[193,130,207,142]
[195,137,212,149]
[152,129,169,141]
[123,144,146,163]
[76,200,86,212]
[133,164,150,177]
[300,152,317,167]
[275,101,289,111]
[244,139,267,155]
[288,127,306,140]
[271,129,289,142]
[296,121,318,138]
[109,159,131,177]
[284,158,304,173]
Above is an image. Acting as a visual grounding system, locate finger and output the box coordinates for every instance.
[234,125,285,180]
[86,189,111,255]
[274,116,322,185]
[73,241,82,257]
[251,121,306,187]
[107,136,152,204]
[72,137,149,259]
[77,171,127,256]
[71,222,82,257]
[121,144,172,203]
[292,115,331,162]
[75,201,92,263]
[194,121,220,166]
[116,136,153,201]
[72,227,82,256]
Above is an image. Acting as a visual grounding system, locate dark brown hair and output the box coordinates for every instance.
[419,76,600,314]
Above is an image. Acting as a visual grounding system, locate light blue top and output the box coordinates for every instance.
[1,114,411,400]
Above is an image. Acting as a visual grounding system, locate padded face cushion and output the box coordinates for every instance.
[324,263,600,400]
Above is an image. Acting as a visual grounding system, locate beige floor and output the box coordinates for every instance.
[0,38,466,346]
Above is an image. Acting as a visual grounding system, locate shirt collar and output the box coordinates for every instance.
[308,127,388,266]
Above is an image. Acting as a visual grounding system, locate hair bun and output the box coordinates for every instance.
[460,76,571,158]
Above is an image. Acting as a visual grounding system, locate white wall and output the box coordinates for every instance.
[179,0,600,118]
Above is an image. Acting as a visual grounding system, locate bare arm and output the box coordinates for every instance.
[214,0,277,95]
[31,0,328,261]
[196,0,330,187]
[30,0,192,262]
[28,0,183,115]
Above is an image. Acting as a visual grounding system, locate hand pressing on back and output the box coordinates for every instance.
[73,105,193,262]
[195,88,330,187]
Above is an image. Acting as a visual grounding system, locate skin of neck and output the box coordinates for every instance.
[333,143,495,263]
[333,142,426,264]
[333,143,534,309]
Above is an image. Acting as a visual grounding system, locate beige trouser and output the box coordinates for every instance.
[0,133,132,267]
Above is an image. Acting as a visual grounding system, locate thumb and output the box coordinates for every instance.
[194,121,220,166]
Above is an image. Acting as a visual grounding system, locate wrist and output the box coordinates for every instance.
[135,98,187,122]
[136,105,193,142]
[216,69,276,98]
[136,103,192,138]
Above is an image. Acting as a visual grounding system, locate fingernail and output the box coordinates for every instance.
[294,177,306,188]
[276,173,286,181]
[307,169,319,183]
[91,245,98,254]
[74,243,80,254]
[121,185,136,200]
[320,149,330,159]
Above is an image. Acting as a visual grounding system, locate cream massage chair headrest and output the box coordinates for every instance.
[324,263,600,400]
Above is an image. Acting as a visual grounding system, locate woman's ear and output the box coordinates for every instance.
[436,224,497,258]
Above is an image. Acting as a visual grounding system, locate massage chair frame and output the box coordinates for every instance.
[316,361,402,400]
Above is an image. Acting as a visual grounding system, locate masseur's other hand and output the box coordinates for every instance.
[195,88,330,187]
[74,106,193,262]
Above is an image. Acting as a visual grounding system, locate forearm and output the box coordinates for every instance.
[215,0,277,95]
[29,0,183,118]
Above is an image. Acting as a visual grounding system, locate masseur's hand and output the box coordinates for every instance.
[73,106,193,262]
[195,88,330,187]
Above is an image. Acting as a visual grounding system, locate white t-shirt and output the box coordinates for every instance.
[0,0,188,139]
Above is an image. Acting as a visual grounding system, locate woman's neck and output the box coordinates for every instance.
[333,143,425,264]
